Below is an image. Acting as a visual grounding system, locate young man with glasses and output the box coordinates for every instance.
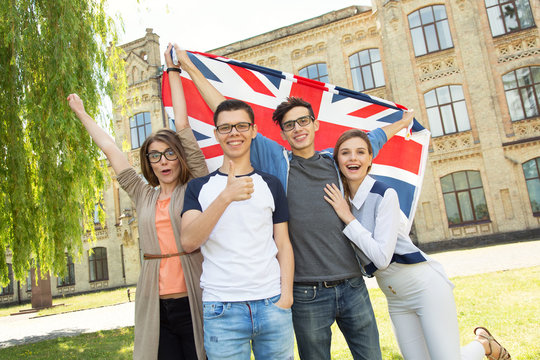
[180,99,295,360]
[179,51,413,360]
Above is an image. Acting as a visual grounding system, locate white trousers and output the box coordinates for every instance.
[376,262,485,360]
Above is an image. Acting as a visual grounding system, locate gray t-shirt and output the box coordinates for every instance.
[287,153,362,281]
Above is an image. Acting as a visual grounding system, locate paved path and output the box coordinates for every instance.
[0,302,135,348]
[365,240,540,288]
[1,240,539,348]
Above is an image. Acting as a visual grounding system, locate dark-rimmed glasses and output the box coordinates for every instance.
[146,149,178,163]
[216,122,252,134]
[281,115,314,132]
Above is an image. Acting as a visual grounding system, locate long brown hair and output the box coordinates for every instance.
[332,129,373,202]
[139,129,192,187]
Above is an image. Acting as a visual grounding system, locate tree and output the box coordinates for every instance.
[0,0,126,287]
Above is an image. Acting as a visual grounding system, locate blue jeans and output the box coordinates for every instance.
[203,294,294,360]
[292,277,381,360]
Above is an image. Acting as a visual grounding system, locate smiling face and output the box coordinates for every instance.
[214,109,257,161]
[279,106,319,158]
[336,136,373,187]
[147,140,181,188]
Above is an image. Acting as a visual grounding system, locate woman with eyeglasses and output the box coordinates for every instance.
[67,43,208,360]
[323,129,511,360]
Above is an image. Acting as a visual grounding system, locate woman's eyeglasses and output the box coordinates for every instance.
[146,149,178,163]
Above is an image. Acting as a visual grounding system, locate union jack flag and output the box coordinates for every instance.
[161,51,430,233]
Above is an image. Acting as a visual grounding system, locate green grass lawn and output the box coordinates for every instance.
[0,286,136,318]
[0,267,538,359]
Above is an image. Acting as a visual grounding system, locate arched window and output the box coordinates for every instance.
[349,49,385,92]
[523,157,540,216]
[485,0,535,37]
[89,247,108,282]
[130,112,152,149]
[408,5,453,56]
[299,63,328,83]
[57,254,76,287]
[424,85,471,137]
[502,66,540,121]
[441,171,489,226]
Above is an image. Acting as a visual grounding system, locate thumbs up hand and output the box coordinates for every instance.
[222,161,254,202]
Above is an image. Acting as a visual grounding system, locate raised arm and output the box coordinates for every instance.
[165,43,189,130]
[379,109,415,141]
[67,94,130,175]
[177,49,225,112]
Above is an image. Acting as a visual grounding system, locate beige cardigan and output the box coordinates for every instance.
[118,128,208,360]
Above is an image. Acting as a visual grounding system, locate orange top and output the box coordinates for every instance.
[155,198,187,295]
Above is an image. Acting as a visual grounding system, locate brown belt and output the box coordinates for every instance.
[144,248,200,260]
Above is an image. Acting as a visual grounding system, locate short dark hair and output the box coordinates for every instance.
[139,129,192,187]
[272,97,315,128]
[213,99,255,125]
[333,129,373,203]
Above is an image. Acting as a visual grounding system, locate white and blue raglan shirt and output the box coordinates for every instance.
[182,169,289,302]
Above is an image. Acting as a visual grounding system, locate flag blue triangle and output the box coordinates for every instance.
[192,129,210,141]
[189,53,222,83]
[331,93,348,103]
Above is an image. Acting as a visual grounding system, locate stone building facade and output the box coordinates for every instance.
[209,1,540,246]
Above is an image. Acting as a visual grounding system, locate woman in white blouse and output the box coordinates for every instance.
[323,128,510,360]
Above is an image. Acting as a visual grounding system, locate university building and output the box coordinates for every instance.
[2,1,539,303]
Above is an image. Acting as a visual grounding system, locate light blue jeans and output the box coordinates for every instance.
[203,294,294,360]
[292,277,382,360]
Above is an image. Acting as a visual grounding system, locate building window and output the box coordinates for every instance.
[485,0,535,37]
[424,85,471,137]
[523,157,540,216]
[408,5,453,57]
[349,49,385,92]
[441,171,490,226]
[130,112,152,149]
[502,66,540,121]
[57,254,76,287]
[93,202,104,225]
[89,247,109,282]
[1,264,14,296]
[299,63,329,83]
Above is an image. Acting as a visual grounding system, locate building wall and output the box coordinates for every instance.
[209,2,540,244]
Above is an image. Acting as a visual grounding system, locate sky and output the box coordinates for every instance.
[106,0,372,62]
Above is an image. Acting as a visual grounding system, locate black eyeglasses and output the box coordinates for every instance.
[281,115,314,132]
[215,122,252,134]
[146,149,178,163]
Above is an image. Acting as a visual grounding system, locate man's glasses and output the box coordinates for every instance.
[216,122,252,134]
[281,115,314,132]
[146,149,178,163]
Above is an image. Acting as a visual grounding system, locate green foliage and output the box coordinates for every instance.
[0,0,126,285]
